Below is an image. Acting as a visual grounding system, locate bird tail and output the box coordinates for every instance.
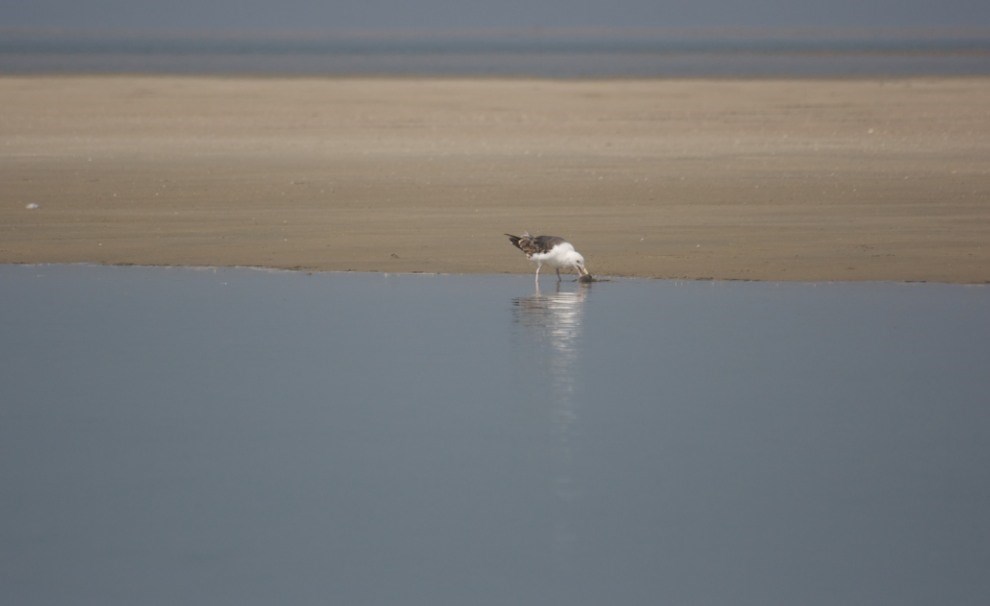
[505,233,523,250]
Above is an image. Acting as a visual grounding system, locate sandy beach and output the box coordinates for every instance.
[2,76,988,282]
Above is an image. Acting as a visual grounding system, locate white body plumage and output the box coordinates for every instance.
[505,233,591,283]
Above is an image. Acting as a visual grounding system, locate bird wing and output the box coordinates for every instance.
[530,235,566,254]
[505,233,565,256]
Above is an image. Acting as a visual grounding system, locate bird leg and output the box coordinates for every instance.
[555,268,562,282]
[535,263,542,284]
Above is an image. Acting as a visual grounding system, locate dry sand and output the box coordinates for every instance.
[2,76,988,282]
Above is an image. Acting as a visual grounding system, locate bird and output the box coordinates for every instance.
[505,232,592,283]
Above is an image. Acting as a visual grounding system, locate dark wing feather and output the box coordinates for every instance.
[506,233,540,255]
[505,233,523,251]
[506,233,566,256]
[530,235,566,254]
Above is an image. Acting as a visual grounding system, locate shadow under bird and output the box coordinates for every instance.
[505,232,593,283]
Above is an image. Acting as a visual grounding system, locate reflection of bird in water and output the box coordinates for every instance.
[506,233,592,284]
[512,287,586,391]
[512,283,588,337]
[511,282,589,572]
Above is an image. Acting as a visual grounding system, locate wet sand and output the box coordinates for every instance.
[2,76,988,282]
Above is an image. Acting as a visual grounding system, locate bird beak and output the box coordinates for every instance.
[578,266,590,276]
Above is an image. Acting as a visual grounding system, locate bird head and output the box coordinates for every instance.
[570,252,590,276]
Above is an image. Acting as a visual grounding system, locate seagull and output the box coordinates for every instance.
[505,232,592,283]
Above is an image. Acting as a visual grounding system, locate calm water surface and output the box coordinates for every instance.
[1,265,989,605]
[2,29,989,76]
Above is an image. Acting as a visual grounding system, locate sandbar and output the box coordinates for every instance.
[2,76,988,282]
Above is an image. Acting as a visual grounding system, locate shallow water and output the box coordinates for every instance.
[3,29,990,76]
[2,265,989,605]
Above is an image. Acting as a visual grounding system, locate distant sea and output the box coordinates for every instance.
[2,27,989,77]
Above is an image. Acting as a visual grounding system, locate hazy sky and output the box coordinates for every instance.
[4,0,990,31]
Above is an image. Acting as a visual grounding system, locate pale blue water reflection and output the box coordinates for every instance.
[1,265,988,605]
